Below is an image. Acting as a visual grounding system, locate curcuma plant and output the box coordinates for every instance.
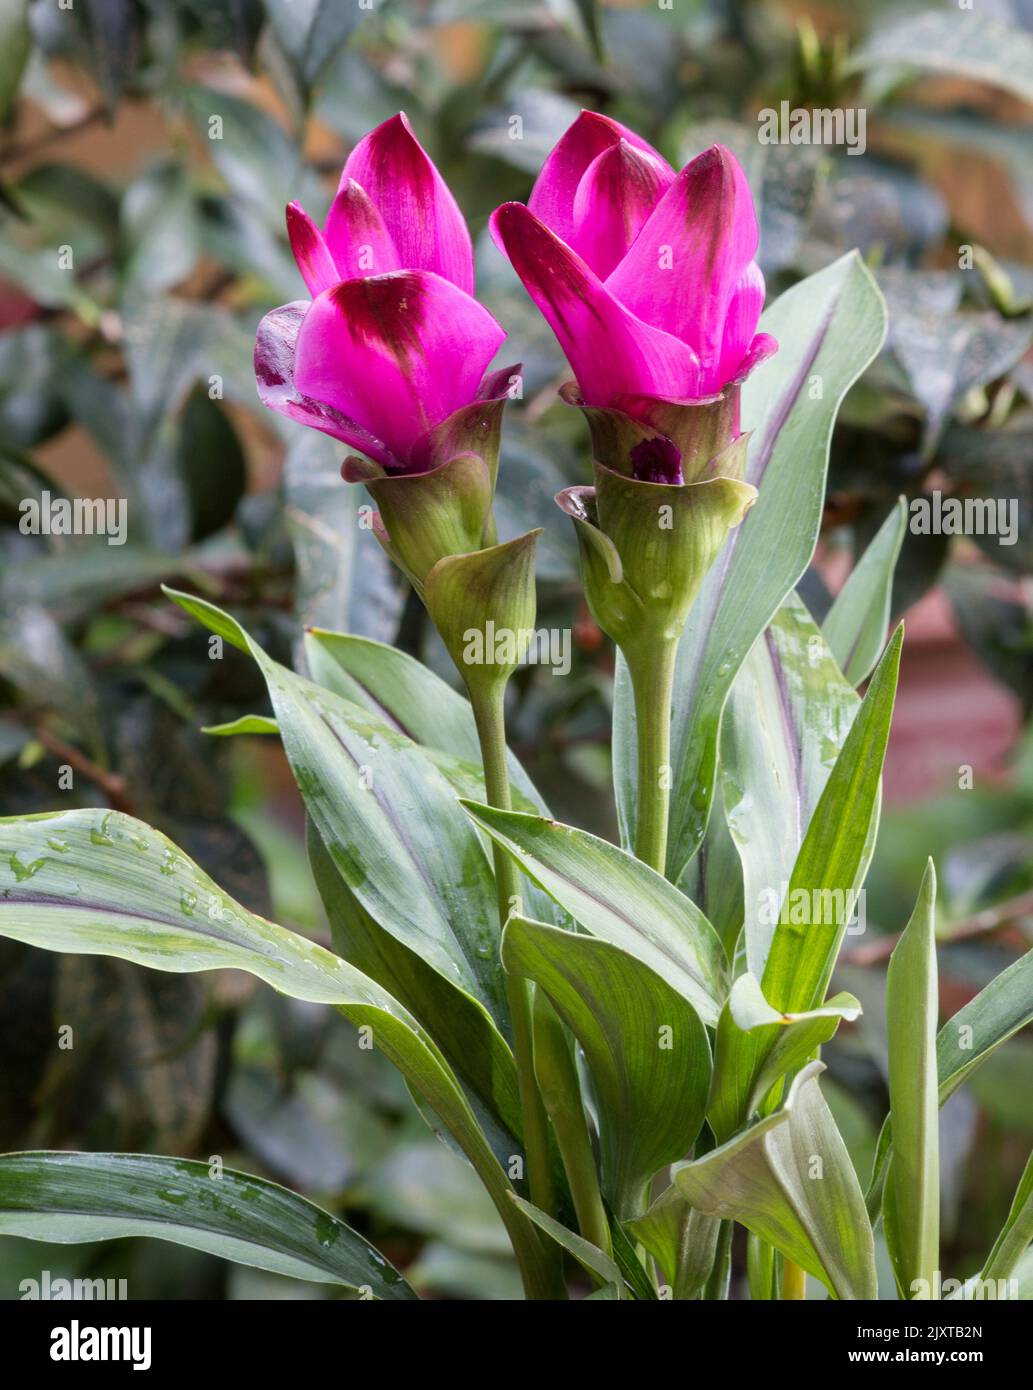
[2,110,1033,1305]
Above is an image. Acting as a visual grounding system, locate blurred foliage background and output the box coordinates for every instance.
[0,0,1031,1299]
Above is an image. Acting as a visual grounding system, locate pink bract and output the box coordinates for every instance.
[255,113,506,473]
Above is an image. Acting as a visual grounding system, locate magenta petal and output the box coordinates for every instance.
[569,140,675,279]
[605,144,759,391]
[254,301,395,466]
[341,113,474,294]
[731,331,778,384]
[292,271,506,466]
[528,110,672,249]
[323,179,402,280]
[286,202,339,296]
[477,361,523,401]
[490,202,701,405]
[717,261,766,385]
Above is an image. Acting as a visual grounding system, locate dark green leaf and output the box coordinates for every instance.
[722,594,860,976]
[167,589,506,1026]
[884,860,940,1299]
[624,1183,720,1301]
[0,1151,415,1297]
[0,806,550,1290]
[676,1062,877,1300]
[503,914,711,1216]
[823,498,907,685]
[460,804,727,1025]
[982,1147,1033,1284]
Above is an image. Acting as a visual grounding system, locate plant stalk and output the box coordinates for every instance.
[531,989,612,1257]
[703,1219,734,1299]
[626,636,680,876]
[469,680,562,1292]
[782,1259,807,1300]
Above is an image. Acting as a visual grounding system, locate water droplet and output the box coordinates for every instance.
[47,838,70,853]
[180,889,198,916]
[9,852,44,882]
[315,1212,340,1250]
[90,814,115,847]
[157,1187,189,1205]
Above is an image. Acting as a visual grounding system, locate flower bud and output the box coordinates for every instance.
[349,451,493,593]
[557,436,756,650]
[424,531,541,701]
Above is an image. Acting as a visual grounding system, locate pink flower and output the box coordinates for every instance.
[490,111,776,481]
[255,114,510,474]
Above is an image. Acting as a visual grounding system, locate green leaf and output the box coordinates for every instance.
[0,0,31,122]
[884,860,940,1299]
[175,388,247,543]
[721,593,861,977]
[202,715,279,737]
[307,820,522,1166]
[460,804,727,1026]
[572,0,605,62]
[264,0,361,90]
[0,604,105,761]
[938,945,1033,1103]
[502,915,711,1216]
[982,1148,1033,1284]
[0,238,104,324]
[303,626,546,811]
[0,1151,415,1299]
[304,625,564,933]
[713,628,901,1136]
[614,253,887,881]
[1,548,195,622]
[760,625,902,1015]
[709,975,861,1143]
[285,432,401,644]
[867,944,1033,1220]
[728,972,861,1032]
[178,84,317,219]
[120,163,201,297]
[675,1062,877,1300]
[169,589,541,1159]
[848,8,1033,107]
[878,269,1033,454]
[507,1194,621,1291]
[74,0,143,110]
[952,1246,1033,1301]
[166,588,506,1027]
[0,807,552,1295]
[823,499,907,685]
[624,1183,720,1300]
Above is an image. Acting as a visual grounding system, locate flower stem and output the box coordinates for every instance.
[531,989,612,1257]
[468,680,562,1288]
[782,1259,807,1300]
[626,636,679,876]
[703,1219,734,1299]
